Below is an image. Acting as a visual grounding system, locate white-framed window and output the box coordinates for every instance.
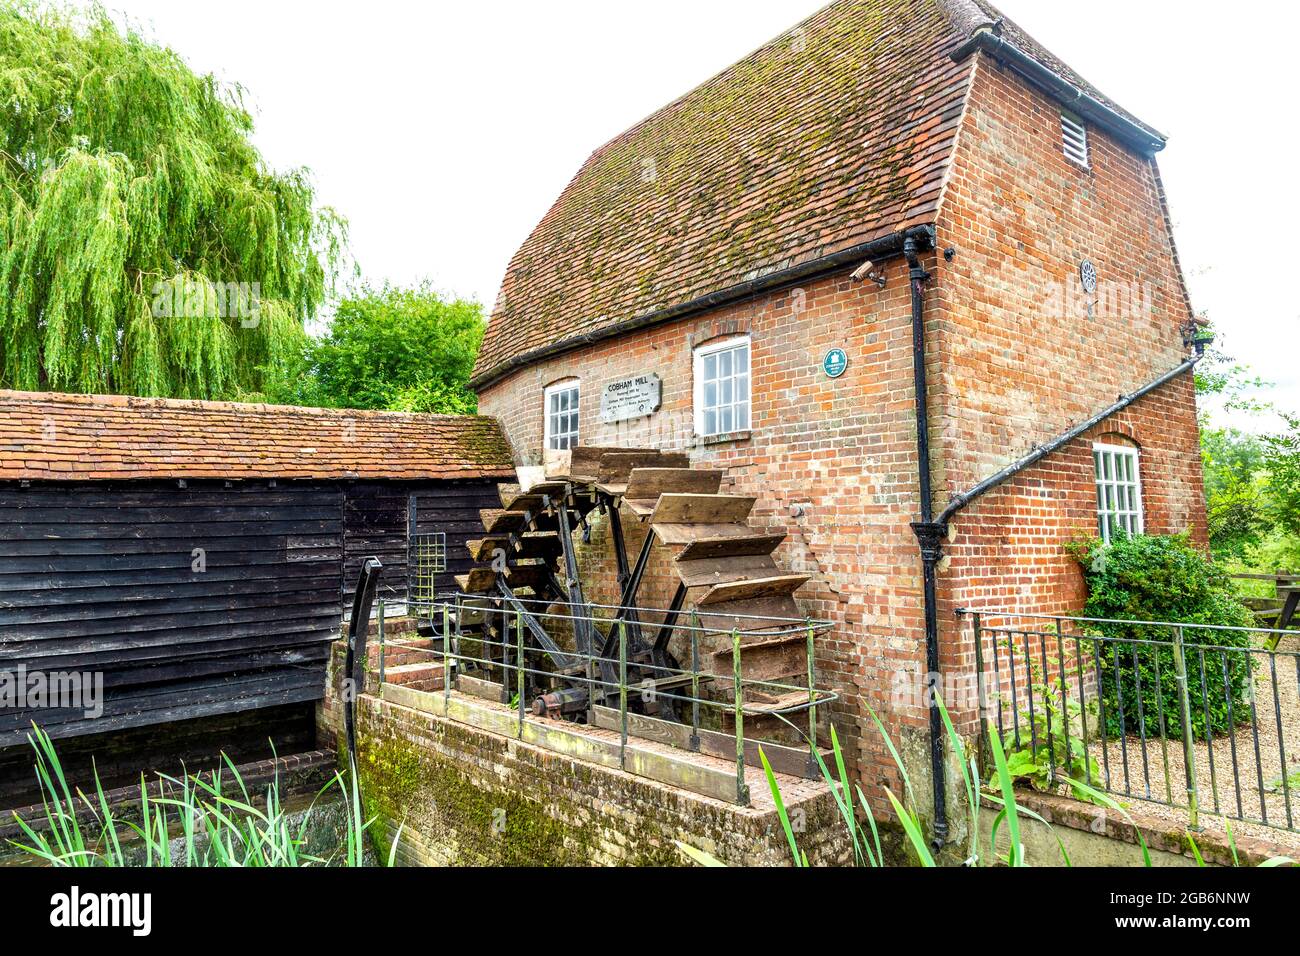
[544,380,580,450]
[1061,113,1089,168]
[693,336,751,438]
[1093,442,1144,544]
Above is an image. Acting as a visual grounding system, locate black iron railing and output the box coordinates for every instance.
[964,609,1300,834]
[374,594,837,806]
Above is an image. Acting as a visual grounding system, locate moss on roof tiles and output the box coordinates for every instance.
[474,0,972,385]
[474,0,1162,387]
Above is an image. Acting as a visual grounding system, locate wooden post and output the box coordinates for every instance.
[377,596,386,686]
[733,627,749,806]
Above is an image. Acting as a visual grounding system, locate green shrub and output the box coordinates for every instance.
[1068,534,1257,740]
[998,666,1102,802]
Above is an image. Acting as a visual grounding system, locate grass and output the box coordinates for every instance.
[8,726,400,867]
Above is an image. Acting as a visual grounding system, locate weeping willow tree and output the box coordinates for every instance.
[0,2,346,399]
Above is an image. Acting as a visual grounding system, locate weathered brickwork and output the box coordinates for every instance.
[931,54,1197,496]
[476,53,1207,812]
[480,263,932,800]
[930,54,1207,732]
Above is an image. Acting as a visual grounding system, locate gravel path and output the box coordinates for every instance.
[1077,633,1300,851]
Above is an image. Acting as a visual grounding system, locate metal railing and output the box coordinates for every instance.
[964,609,1300,834]
[375,594,837,806]
[407,532,446,606]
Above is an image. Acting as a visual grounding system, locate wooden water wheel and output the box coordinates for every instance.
[440,446,815,728]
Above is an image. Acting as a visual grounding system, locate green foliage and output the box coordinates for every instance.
[0,1,344,399]
[1263,414,1300,539]
[735,695,1074,868]
[10,725,392,866]
[996,656,1101,802]
[1245,530,1300,579]
[1267,769,1300,795]
[1200,418,1300,573]
[682,694,1295,868]
[1201,427,1271,559]
[1069,534,1257,739]
[263,284,483,414]
[1194,334,1300,578]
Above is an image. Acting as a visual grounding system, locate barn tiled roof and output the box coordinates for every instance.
[0,390,517,482]
[472,0,1163,388]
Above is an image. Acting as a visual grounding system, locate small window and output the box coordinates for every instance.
[1061,113,1089,168]
[693,336,751,438]
[409,531,446,606]
[544,381,580,450]
[1093,443,1143,544]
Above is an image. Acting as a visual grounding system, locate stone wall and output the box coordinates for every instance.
[349,689,853,867]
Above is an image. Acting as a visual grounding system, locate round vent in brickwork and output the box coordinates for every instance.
[1079,259,1098,294]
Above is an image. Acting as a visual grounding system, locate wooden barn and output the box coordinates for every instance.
[0,390,514,800]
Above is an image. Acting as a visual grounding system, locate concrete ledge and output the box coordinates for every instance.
[982,790,1298,868]
[384,683,760,804]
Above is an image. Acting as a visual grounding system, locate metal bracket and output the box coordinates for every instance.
[911,521,947,563]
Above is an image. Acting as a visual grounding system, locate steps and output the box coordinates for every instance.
[367,637,438,670]
[383,663,448,692]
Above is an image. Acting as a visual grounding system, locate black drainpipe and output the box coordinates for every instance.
[903,229,949,849]
[909,321,1205,853]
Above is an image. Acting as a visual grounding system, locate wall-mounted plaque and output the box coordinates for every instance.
[823,348,848,379]
[600,373,662,424]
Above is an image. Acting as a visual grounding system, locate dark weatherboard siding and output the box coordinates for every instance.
[341,481,503,606]
[0,481,342,746]
[412,482,505,592]
[0,477,501,746]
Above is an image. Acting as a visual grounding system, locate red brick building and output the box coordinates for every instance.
[470,0,1208,840]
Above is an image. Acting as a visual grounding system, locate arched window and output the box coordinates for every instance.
[1093,440,1143,543]
[544,380,581,450]
[693,335,751,438]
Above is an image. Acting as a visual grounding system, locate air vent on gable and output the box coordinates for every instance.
[1061,113,1089,168]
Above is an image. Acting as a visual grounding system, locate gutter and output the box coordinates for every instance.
[935,355,1203,527]
[470,225,938,392]
[912,351,1202,851]
[950,29,1167,156]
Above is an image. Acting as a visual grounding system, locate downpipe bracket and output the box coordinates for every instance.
[911,521,948,562]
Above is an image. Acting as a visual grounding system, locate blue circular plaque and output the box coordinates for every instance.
[823,348,848,379]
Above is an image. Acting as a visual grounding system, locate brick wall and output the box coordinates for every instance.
[930,54,1207,731]
[475,54,1207,812]
[932,53,1198,496]
[479,266,932,802]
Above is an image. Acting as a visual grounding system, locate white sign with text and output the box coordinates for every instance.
[600,374,662,424]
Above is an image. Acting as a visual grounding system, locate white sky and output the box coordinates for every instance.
[101,0,1298,426]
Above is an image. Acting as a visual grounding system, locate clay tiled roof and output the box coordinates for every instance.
[0,391,517,482]
[473,0,1164,388]
[474,0,974,387]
